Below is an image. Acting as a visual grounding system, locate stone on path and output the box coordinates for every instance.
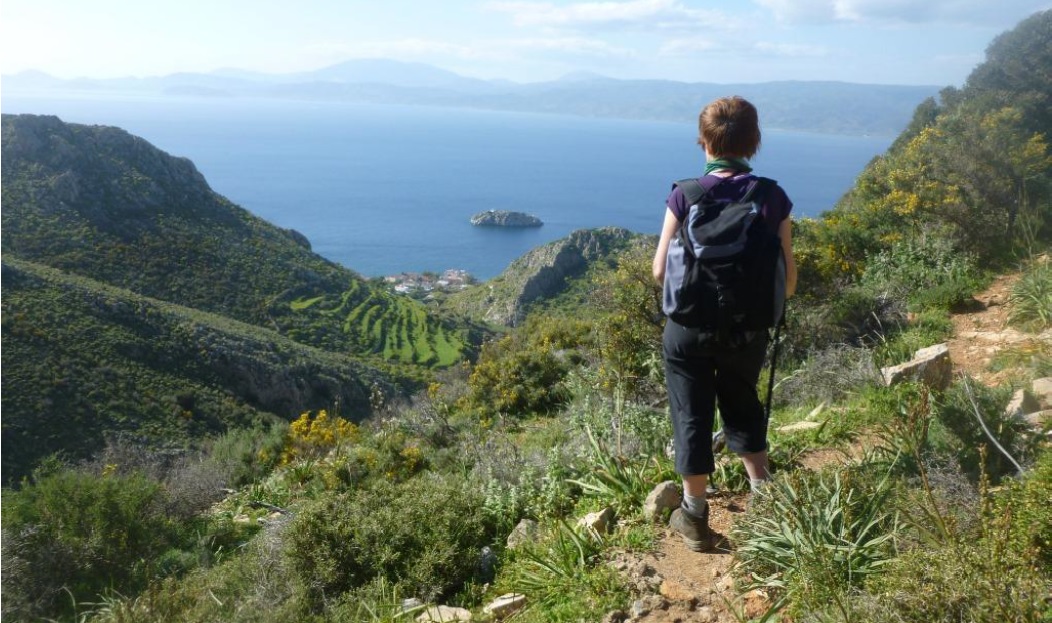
[1005,389,1041,418]
[1032,377,1052,409]
[644,481,682,521]
[416,605,472,622]
[577,506,615,534]
[482,593,526,619]
[776,421,823,433]
[881,343,952,390]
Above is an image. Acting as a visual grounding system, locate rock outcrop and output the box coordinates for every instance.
[448,227,644,327]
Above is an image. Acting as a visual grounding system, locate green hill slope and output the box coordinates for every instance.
[447,227,646,326]
[0,113,479,366]
[1,258,410,483]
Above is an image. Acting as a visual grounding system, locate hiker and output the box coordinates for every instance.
[652,95,797,552]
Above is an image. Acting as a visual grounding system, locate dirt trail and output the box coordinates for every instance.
[609,271,1044,623]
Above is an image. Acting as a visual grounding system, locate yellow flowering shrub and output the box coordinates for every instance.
[281,409,360,465]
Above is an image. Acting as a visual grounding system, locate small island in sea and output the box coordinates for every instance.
[470,210,543,227]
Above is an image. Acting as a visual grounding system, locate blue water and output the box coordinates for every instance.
[2,94,892,279]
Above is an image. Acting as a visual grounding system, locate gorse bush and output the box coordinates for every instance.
[466,315,587,418]
[1,469,182,621]
[281,409,360,465]
[284,472,496,606]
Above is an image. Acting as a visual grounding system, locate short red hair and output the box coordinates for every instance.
[698,96,761,159]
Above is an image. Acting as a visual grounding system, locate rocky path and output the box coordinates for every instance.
[605,269,1049,623]
[946,270,1051,386]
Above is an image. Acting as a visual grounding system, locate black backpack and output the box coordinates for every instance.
[662,175,787,343]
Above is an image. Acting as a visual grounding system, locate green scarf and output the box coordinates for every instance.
[704,157,752,175]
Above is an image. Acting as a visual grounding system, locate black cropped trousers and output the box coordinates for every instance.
[662,319,769,476]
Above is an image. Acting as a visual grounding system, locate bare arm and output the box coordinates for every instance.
[779,218,797,298]
[652,208,681,284]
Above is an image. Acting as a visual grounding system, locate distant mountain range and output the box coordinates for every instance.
[2,59,940,136]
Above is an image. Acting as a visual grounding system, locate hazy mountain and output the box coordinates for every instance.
[2,60,939,136]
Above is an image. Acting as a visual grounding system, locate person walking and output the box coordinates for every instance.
[652,96,797,552]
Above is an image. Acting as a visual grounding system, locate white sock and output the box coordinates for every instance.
[750,477,771,493]
[683,493,707,517]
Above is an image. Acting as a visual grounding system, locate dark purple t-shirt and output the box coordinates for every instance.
[665,173,793,232]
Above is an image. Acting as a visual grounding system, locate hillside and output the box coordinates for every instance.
[0,114,480,366]
[447,226,646,326]
[1,258,409,483]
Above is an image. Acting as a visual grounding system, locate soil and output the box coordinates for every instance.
[604,269,1047,623]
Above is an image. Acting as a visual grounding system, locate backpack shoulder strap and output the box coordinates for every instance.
[673,175,727,206]
[740,176,777,203]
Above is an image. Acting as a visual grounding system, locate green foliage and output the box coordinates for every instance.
[0,258,397,484]
[465,315,589,418]
[872,308,955,369]
[1008,258,1052,331]
[731,467,901,618]
[567,428,674,514]
[860,233,984,312]
[934,378,1040,483]
[1,469,182,620]
[809,452,1052,623]
[284,472,496,606]
[590,242,665,399]
[501,521,628,621]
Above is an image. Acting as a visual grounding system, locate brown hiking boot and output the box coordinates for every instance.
[669,505,714,552]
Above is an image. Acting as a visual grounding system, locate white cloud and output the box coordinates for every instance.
[314,36,634,63]
[658,38,719,56]
[753,0,1050,25]
[753,41,827,57]
[486,0,734,30]
[660,37,826,59]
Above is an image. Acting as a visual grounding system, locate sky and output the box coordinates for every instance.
[1,0,1049,86]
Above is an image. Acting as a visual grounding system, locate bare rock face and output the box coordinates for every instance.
[881,343,952,390]
[470,210,543,227]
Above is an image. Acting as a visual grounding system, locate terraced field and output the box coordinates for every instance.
[290,281,467,366]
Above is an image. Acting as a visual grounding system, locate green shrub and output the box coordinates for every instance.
[811,453,1052,623]
[1008,258,1052,331]
[860,234,983,312]
[465,315,587,418]
[284,472,496,606]
[935,378,1038,483]
[500,521,628,621]
[1,469,181,620]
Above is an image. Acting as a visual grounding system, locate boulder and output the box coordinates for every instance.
[644,481,682,521]
[416,605,472,622]
[1032,377,1052,410]
[482,593,526,619]
[506,518,539,550]
[577,506,615,534]
[880,343,952,390]
[1005,388,1041,418]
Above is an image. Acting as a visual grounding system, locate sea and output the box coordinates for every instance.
[1,94,893,280]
